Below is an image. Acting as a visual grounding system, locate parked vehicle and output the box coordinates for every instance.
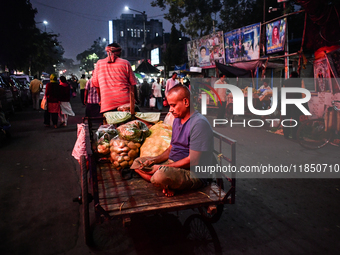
[0,75,23,110]
[0,76,15,115]
[0,107,11,145]
[11,76,31,107]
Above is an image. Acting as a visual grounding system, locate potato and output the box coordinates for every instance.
[128,149,138,159]
[122,146,130,152]
[127,141,137,150]
[112,147,124,153]
[116,166,122,171]
[128,159,134,166]
[120,161,128,168]
[117,140,126,148]
[123,156,130,161]
[117,156,124,163]
[120,152,128,156]
[110,152,118,160]
[135,143,141,148]
[113,161,120,168]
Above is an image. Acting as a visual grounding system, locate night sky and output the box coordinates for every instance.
[31,0,172,62]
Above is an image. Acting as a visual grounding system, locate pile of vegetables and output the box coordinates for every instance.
[94,120,151,169]
[110,138,141,170]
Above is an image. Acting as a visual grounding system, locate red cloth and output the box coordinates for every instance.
[48,102,60,113]
[92,57,137,113]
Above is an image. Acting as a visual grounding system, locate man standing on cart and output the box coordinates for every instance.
[134,84,214,196]
[91,43,138,113]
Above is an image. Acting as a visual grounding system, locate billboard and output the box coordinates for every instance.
[151,48,160,65]
[266,18,286,54]
[187,31,225,69]
[224,23,261,63]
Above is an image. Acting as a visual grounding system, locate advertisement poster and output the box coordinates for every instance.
[187,31,225,69]
[224,23,261,63]
[314,58,332,92]
[266,18,286,54]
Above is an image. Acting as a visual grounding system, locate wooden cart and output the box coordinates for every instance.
[76,90,236,245]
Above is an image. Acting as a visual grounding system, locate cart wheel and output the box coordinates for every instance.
[183,214,222,254]
[198,179,224,223]
[80,155,91,245]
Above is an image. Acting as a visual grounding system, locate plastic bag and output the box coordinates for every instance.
[117,120,150,143]
[135,112,160,124]
[95,125,117,155]
[163,112,175,127]
[41,96,47,110]
[95,125,118,141]
[140,122,172,157]
[104,111,131,124]
[149,97,156,108]
[109,137,141,170]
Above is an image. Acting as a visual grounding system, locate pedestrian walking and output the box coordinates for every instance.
[29,75,42,110]
[59,76,75,127]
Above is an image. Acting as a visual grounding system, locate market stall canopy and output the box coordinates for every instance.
[135,60,160,74]
[134,73,144,79]
[216,62,252,78]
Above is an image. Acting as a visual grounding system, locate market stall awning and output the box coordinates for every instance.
[216,62,252,78]
[135,60,160,74]
[134,73,144,79]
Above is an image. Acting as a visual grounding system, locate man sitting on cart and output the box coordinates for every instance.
[134,84,213,197]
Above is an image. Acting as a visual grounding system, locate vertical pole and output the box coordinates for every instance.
[284,2,289,79]
[143,12,146,60]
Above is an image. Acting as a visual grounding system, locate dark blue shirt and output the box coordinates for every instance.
[169,111,213,166]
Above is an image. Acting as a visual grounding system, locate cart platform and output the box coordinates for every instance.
[96,162,227,218]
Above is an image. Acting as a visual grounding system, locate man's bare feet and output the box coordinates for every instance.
[162,188,175,197]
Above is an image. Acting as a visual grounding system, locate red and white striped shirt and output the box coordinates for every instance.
[92,57,137,113]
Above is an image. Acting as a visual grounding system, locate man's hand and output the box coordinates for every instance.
[136,157,155,168]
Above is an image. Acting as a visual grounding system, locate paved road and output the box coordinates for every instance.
[0,99,339,255]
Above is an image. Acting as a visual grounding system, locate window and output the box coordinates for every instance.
[137,30,140,38]
[120,31,124,37]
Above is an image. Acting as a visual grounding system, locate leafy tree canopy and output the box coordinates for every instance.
[76,38,106,72]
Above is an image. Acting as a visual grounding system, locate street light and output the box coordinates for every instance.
[37,20,48,32]
[125,6,147,59]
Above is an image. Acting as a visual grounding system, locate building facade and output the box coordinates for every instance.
[109,14,163,62]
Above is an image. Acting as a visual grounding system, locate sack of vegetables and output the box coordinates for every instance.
[110,138,141,170]
[140,122,172,157]
[95,125,118,155]
[116,120,150,143]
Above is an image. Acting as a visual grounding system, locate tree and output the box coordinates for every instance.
[76,38,106,72]
[30,31,65,76]
[0,0,37,71]
[0,0,64,76]
[151,0,221,38]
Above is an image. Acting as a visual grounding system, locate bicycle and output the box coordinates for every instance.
[297,100,340,149]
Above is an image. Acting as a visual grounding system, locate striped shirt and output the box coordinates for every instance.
[85,79,100,104]
[92,57,137,113]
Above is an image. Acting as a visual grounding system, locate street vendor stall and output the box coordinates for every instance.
[72,88,237,245]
